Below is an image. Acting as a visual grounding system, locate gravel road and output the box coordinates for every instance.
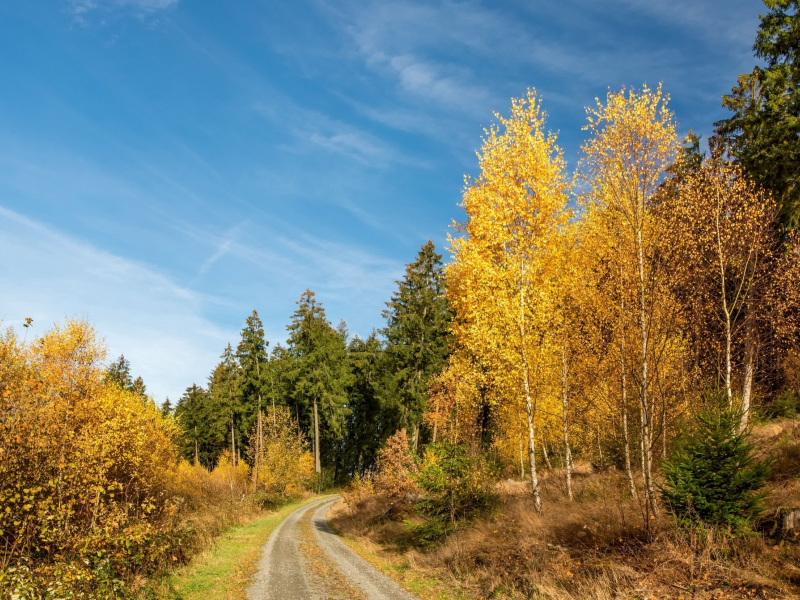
[247,496,419,600]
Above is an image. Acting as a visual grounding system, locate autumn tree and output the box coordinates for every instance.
[579,85,680,518]
[248,405,314,505]
[448,90,570,512]
[664,157,777,430]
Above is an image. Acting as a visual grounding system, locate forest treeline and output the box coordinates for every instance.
[168,239,451,487]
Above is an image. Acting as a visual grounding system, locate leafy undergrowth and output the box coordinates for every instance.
[142,494,323,600]
[330,421,800,600]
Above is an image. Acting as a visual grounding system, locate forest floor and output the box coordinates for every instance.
[330,419,800,600]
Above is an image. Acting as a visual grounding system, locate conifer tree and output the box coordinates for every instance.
[342,332,393,475]
[175,384,217,466]
[715,0,800,233]
[661,403,770,528]
[105,354,133,390]
[287,290,352,483]
[383,241,452,451]
[208,343,242,466]
[236,310,269,442]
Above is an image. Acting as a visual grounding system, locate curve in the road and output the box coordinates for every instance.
[247,496,419,600]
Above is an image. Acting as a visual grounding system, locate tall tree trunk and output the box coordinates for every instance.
[253,409,261,494]
[520,283,542,513]
[740,306,756,432]
[231,422,236,467]
[313,399,321,474]
[716,205,734,405]
[618,245,638,500]
[519,434,525,479]
[542,436,553,471]
[194,425,199,466]
[561,346,573,501]
[636,226,659,518]
[621,336,637,499]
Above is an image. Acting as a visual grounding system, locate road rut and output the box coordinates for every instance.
[247,496,419,600]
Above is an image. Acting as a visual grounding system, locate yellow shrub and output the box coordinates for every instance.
[210,450,251,497]
[0,320,184,594]
[249,407,314,506]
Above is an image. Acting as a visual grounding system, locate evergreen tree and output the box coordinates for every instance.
[208,343,243,465]
[132,376,147,399]
[287,290,352,483]
[382,241,452,450]
[105,354,133,391]
[105,354,148,399]
[236,310,269,443]
[267,343,295,414]
[160,397,172,417]
[715,0,800,233]
[661,405,770,528]
[174,384,218,466]
[341,332,393,476]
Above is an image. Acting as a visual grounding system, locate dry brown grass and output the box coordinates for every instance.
[331,426,800,600]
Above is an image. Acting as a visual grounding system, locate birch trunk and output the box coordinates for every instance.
[520,283,542,513]
[636,226,659,518]
[715,202,734,406]
[740,306,756,433]
[561,346,573,501]
[618,245,637,499]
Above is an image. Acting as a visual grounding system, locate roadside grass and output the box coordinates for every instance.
[144,495,329,600]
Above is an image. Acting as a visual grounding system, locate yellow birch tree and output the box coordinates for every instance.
[448,90,569,512]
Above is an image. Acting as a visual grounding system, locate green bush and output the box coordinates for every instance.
[410,442,498,545]
[660,406,770,529]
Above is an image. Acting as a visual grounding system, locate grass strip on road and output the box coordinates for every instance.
[147,495,330,600]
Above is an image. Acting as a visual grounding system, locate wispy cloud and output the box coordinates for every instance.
[194,224,245,281]
[67,0,178,26]
[252,98,431,168]
[0,205,232,402]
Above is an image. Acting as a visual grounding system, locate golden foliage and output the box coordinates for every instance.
[373,429,418,501]
[0,320,183,595]
[249,406,314,505]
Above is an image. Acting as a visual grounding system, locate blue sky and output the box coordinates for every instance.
[0,0,764,402]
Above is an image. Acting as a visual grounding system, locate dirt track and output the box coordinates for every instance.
[247,496,418,600]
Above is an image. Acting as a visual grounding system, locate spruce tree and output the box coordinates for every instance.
[342,332,393,476]
[382,241,452,450]
[208,343,243,465]
[287,290,352,483]
[715,0,800,233]
[105,354,134,391]
[175,384,216,466]
[236,310,269,442]
[661,406,770,528]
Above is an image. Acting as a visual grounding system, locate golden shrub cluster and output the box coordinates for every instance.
[0,320,183,595]
[249,406,314,505]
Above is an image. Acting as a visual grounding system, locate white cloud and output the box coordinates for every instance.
[68,0,178,24]
[0,205,232,403]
